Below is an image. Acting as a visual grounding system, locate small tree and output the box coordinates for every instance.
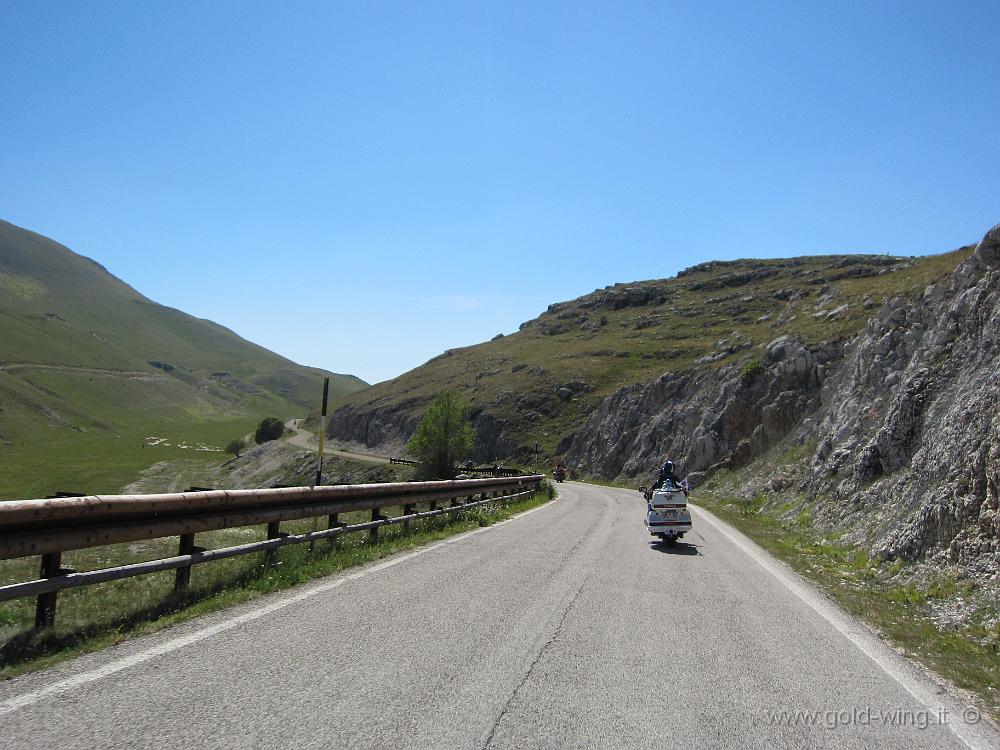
[406,390,476,480]
[255,417,284,444]
[225,437,246,458]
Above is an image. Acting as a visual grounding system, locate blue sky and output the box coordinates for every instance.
[2,1,998,384]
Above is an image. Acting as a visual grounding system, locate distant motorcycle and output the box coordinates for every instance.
[553,466,566,483]
[641,480,691,545]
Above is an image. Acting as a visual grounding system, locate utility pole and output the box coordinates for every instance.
[310,377,330,554]
[314,377,330,486]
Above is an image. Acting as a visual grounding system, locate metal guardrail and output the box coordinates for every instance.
[0,475,544,629]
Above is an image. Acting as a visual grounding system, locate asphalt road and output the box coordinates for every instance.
[1,482,997,749]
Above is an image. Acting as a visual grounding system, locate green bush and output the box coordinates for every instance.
[740,359,762,386]
[254,417,284,444]
[225,437,246,458]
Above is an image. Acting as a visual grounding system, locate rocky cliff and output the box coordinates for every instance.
[565,225,1000,574]
[807,224,1000,572]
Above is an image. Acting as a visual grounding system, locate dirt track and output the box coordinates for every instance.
[283,419,391,465]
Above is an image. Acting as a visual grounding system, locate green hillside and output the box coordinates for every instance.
[0,220,367,499]
[330,245,973,460]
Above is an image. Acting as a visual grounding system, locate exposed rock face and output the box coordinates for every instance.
[469,410,517,461]
[565,336,838,481]
[566,225,1000,575]
[576,284,670,310]
[326,400,422,456]
[326,400,516,463]
[975,223,1000,268]
[805,248,1000,570]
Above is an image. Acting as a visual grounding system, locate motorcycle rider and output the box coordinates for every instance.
[653,460,683,490]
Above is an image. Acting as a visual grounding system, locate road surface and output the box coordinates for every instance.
[1,482,997,749]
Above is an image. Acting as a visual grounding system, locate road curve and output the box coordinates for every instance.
[1,482,997,749]
[283,419,392,465]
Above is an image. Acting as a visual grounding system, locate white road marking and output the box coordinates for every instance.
[0,494,559,715]
[690,503,994,750]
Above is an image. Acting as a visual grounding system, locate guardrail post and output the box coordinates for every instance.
[429,501,437,511]
[34,552,62,629]
[174,533,198,591]
[327,513,346,544]
[369,508,382,542]
[265,521,286,566]
[402,504,414,531]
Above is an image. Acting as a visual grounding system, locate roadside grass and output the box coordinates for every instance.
[696,489,1000,720]
[0,487,553,680]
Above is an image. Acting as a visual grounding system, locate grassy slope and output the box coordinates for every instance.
[0,220,367,498]
[337,246,973,455]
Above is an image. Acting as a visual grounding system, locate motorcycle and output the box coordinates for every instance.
[553,466,566,483]
[640,479,691,545]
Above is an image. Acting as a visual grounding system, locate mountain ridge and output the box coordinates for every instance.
[0,219,367,498]
[326,243,972,461]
